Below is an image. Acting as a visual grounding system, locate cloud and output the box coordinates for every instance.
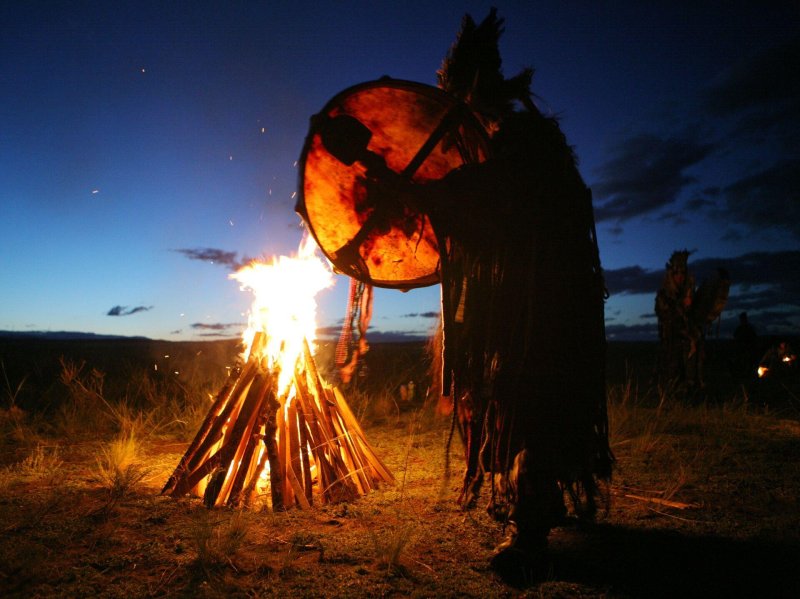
[699,41,800,238]
[603,265,663,297]
[196,332,236,338]
[717,159,800,239]
[703,39,800,118]
[359,330,433,343]
[747,308,800,334]
[173,248,254,270]
[605,322,658,342]
[595,41,799,232]
[401,311,439,319]
[592,134,716,222]
[107,305,153,316]
[190,322,243,331]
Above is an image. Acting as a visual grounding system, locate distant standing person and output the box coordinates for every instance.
[733,312,758,379]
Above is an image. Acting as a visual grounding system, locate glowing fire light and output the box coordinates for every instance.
[229,236,334,393]
[758,366,769,378]
[162,234,393,509]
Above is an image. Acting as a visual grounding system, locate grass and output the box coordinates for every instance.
[95,433,150,500]
[0,337,798,597]
[0,443,64,493]
[370,522,415,576]
[1,359,28,411]
[187,509,251,579]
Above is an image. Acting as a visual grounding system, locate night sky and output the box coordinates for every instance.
[2,1,798,342]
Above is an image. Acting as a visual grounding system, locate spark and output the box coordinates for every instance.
[291,191,296,199]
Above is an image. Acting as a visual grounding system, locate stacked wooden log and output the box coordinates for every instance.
[162,333,393,509]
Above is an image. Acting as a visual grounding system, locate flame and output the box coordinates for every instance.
[230,236,334,394]
[162,235,393,509]
[758,366,769,378]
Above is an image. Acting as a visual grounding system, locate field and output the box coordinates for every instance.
[1,335,799,598]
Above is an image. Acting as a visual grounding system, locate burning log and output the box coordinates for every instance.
[162,244,393,510]
[163,335,393,510]
[163,335,393,509]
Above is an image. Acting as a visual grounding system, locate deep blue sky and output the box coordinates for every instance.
[2,1,798,342]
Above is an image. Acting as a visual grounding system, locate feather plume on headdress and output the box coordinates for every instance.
[437,8,533,122]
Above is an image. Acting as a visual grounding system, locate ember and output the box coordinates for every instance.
[162,238,393,509]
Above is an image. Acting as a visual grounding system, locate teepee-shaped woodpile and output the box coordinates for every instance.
[162,332,393,509]
[162,241,393,510]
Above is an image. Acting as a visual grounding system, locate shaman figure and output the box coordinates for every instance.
[296,8,614,584]
[416,10,613,582]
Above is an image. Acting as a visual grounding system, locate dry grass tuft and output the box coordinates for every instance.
[188,509,250,577]
[95,433,150,503]
[371,523,415,576]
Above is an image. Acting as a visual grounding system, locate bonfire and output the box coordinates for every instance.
[162,238,393,509]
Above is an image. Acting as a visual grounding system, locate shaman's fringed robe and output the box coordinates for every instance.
[426,108,613,514]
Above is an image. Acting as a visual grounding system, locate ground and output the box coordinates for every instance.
[1,338,799,597]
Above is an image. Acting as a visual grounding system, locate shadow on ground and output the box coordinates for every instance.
[547,523,799,598]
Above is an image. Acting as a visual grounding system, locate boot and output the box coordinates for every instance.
[489,522,549,587]
[489,449,560,586]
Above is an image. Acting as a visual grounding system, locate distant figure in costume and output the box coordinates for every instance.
[655,250,729,394]
[655,250,699,388]
[416,10,613,582]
